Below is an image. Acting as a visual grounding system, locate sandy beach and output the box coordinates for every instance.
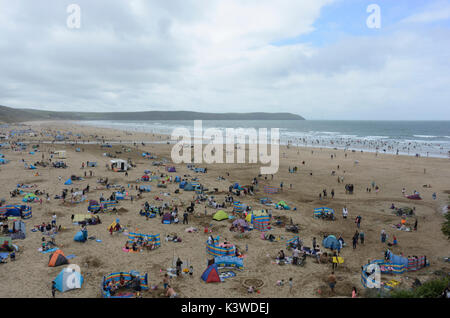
[0,121,449,298]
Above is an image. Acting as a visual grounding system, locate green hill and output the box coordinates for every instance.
[0,105,305,123]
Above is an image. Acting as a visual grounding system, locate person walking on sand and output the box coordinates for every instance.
[352,287,358,298]
[288,278,293,294]
[51,281,56,298]
[352,232,358,249]
[328,272,336,293]
[183,211,188,225]
[342,206,348,219]
[355,215,362,228]
[414,219,418,231]
[163,274,169,289]
[380,229,387,243]
[176,258,183,276]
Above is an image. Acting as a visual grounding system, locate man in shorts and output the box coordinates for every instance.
[328,272,337,293]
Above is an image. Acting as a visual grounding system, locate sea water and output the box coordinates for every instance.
[76,120,450,158]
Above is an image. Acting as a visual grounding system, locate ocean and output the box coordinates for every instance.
[76,120,450,158]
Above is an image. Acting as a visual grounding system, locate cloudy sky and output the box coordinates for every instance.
[0,0,449,120]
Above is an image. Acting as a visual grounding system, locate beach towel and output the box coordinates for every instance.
[40,247,59,254]
[219,271,236,280]
[66,254,76,259]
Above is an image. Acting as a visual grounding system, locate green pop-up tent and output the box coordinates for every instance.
[213,210,229,221]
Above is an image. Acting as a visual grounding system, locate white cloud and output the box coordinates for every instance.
[401,2,450,24]
[0,0,449,120]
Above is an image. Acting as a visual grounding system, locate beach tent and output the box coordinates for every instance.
[232,218,249,228]
[54,151,66,159]
[74,229,88,242]
[115,192,126,200]
[64,178,73,185]
[48,250,69,267]
[277,201,290,209]
[142,152,154,159]
[183,183,195,191]
[166,166,176,172]
[139,185,151,192]
[110,159,130,172]
[162,213,172,224]
[195,168,206,173]
[213,210,229,221]
[54,267,84,292]
[179,181,187,189]
[141,175,150,181]
[22,193,38,203]
[12,220,26,235]
[322,235,340,250]
[201,264,221,283]
[108,220,120,232]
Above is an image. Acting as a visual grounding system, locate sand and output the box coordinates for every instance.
[0,121,449,298]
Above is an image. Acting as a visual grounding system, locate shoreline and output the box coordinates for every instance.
[6,120,450,160]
